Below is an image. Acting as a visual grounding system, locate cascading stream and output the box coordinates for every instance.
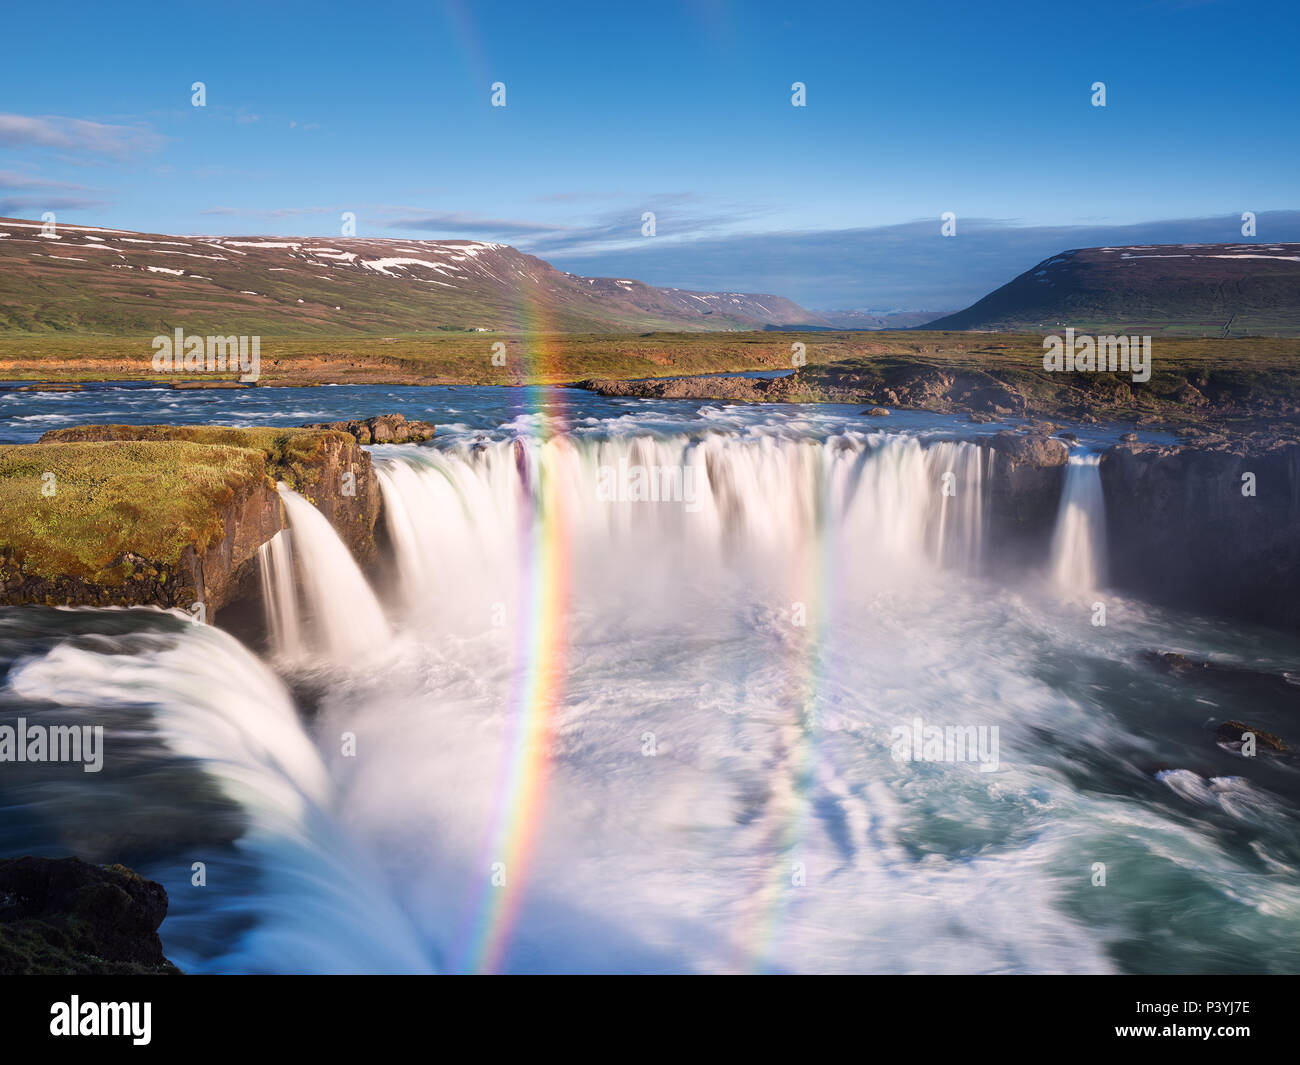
[270,484,391,660]
[6,618,433,974]
[1049,453,1108,594]
[258,529,302,659]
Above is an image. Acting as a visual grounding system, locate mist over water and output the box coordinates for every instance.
[0,393,1296,974]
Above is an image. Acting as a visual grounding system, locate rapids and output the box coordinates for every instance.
[0,392,1296,974]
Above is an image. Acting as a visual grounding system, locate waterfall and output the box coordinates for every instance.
[374,432,991,617]
[9,417,1277,976]
[1049,453,1108,594]
[927,440,988,574]
[258,529,303,659]
[275,484,391,659]
[6,620,433,974]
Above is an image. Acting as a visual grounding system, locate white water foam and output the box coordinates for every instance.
[375,432,990,620]
[8,620,433,974]
[8,401,1299,975]
[326,432,1126,973]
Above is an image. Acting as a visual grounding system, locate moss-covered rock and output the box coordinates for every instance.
[39,426,381,563]
[0,424,382,613]
[0,856,181,975]
[39,423,360,498]
[0,439,274,612]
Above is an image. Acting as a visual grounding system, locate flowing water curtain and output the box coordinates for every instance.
[372,432,1001,600]
[275,485,391,660]
[258,529,303,659]
[924,440,987,574]
[1049,453,1108,594]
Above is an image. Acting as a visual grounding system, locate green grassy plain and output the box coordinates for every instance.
[2,330,1298,386]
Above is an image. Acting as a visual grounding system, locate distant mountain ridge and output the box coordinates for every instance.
[927,243,1300,336]
[0,217,824,335]
[9,220,1293,339]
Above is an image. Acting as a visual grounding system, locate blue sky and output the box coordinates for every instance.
[1,0,1295,310]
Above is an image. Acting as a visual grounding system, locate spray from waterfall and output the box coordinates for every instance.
[1049,453,1108,594]
[368,431,990,969]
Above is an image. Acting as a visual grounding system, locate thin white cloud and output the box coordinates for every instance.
[0,196,106,215]
[0,170,92,192]
[544,211,1300,310]
[0,114,165,157]
[388,210,574,238]
[201,206,342,220]
[385,197,764,256]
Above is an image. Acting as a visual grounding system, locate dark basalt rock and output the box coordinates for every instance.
[987,429,1069,468]
[0,856,181,974]
[577,376,798,402]
[1102,439,1300,629]
[1142,651,1300,709]
[980,431,1070,567]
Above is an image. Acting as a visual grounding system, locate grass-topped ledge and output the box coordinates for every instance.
[0,425,382,614]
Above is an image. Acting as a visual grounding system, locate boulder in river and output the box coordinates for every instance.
[1215,720,1286,752]
[300,412,435,445]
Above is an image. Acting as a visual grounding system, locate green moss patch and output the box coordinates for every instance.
[39,423,355,497]
[0,439,267,583]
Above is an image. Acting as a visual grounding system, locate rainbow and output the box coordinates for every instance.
[436,0,493,88]
[741,451,838,973]
[459,298,571,974]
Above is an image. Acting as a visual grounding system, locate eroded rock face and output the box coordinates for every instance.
[580,366,1027,416]
[966,429,1300,630]
[987,430,1069,468]
[578,376,796,402]
[1101,439,1300,628]
[194,472,284,610]
[288,431,384,565]
[0,856,180,975]
[981,431,1070,565]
